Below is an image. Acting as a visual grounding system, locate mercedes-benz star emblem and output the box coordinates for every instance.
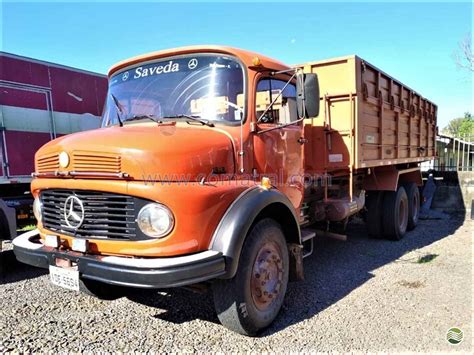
[188,58,198,70]
[64,196,85,229]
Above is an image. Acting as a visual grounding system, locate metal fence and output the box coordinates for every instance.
[422,134,474,172]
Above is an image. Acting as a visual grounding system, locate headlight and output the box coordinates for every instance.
[33,197,43,222]
[137,203,174,238]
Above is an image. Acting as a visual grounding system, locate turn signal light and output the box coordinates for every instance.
[252,57,262,66]
[261,177,272,190]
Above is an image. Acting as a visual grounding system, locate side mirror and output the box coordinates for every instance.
[296,73,320,118]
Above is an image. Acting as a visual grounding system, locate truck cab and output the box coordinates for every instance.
[13,45,435,335]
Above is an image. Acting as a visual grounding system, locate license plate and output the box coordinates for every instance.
[49,265,79,291]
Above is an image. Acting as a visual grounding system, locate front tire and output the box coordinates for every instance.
[212,218,289,336]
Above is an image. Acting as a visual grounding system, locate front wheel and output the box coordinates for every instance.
[212,218,289,336]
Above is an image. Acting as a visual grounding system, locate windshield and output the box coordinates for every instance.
[102,54,245,126]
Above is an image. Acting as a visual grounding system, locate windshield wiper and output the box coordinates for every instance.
[110,93,124,127]
[162,114,215,127]
[124,114,164,124]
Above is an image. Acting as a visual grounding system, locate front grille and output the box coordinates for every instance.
[72,152,121,173]
[35,151,121,174]
[41,189,144,240]
[37,153,59,173]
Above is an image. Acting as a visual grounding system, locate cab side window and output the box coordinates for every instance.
[256,78,297,124]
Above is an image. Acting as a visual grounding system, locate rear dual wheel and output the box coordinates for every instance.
[366,183,419,240]
[366,191,385,238]
[404,183,420,231]
[382,186,409,240]
[212,218,289,336]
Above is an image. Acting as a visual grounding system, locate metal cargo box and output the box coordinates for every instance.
[302,55,437,172]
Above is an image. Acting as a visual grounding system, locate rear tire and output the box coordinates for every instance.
[403,183,420,230]
[366,191,385,238]
[382,186,409,240]
[79,278,124,300]
[212,218,289,336]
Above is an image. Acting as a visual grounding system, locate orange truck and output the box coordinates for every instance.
[13,46,436,335]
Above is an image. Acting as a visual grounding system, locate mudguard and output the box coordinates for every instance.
[0,199,17,240]
[209,186,301,278]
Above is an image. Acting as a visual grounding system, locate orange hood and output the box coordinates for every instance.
[36,123,236,181]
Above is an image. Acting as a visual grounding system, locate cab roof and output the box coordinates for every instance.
[108,45,289,76]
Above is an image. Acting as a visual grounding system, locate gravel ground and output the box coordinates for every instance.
[0,215,472,353]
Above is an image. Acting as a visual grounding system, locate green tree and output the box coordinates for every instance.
[458,113,474,136]
[443,112,474,137]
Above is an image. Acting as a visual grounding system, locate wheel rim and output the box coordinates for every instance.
[399,198,408,231]
[250,241,284,311]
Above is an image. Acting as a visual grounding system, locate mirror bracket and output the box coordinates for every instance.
[250,122,257,133]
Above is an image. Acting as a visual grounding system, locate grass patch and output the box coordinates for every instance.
[417,253,439,264]
[17,224,36,232]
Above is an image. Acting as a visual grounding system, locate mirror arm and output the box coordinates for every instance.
[271,68,299,75]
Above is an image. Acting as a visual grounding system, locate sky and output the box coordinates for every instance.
[2,1,472,128]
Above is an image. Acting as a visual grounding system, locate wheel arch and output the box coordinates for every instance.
[209,186,301,279]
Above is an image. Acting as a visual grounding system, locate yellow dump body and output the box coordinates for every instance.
[302,55,437,173]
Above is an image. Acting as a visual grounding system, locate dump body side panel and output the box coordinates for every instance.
[302,55,437,174]
[302,57,357,173]
[356,56,437,168]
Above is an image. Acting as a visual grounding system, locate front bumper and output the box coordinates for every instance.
[13,230,226,288]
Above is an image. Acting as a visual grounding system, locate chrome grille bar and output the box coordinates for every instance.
[40,189,140,240]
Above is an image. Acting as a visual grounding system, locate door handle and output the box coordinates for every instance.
[297,137,308,145]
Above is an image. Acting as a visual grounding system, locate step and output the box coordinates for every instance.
[301,229,316,242]
[301,228,316,258]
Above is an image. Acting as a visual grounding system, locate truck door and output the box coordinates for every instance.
[0,83,54,178]
[252,76,305,211]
